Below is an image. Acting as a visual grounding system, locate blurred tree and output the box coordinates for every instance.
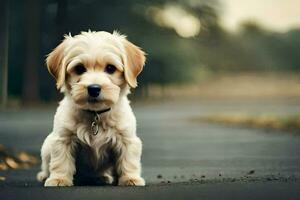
[239,21,300,70]
[23,0,41,103]
[6,0,300,103]
[56,0,68,39]
[239,21,266,36]
[0,0,9,108]
[283,29,300,70]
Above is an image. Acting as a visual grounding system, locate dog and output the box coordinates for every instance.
[36,31,146,186]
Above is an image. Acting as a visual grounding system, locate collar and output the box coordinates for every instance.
[85,107,111,115]
[86,107,111,135]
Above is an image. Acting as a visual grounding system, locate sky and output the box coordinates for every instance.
[220,0,300,32]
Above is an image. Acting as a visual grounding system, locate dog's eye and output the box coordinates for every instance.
[74,64,86,75]
[105,64,117,74]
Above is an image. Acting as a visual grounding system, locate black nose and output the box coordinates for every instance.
[87,84,101,97]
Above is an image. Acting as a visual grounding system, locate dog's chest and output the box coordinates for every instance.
[75,115,120,151]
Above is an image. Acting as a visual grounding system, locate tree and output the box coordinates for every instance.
[22,0,41,103]
[0,0,9,108]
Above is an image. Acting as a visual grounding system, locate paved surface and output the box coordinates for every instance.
[0,99,300,199]
[1,181,300,200]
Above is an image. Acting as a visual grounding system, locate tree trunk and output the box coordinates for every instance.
[56,0,68,39]
[23,0,41,103]
[0,0,9,109]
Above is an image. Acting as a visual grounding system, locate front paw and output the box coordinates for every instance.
[37,171,49,182]
[44,177,73,187]
[102,174,114,185]
[118,176,145,186]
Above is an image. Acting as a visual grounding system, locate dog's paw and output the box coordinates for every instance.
[102,173,114,185]
[44,177,73,187]
[118,176,145,186]
[37,171,49,182]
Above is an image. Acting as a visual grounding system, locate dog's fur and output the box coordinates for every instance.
[37,31,146,186]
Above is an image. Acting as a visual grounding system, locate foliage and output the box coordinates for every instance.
[6,0,300,101]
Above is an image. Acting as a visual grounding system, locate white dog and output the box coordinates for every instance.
[36,31,146,187]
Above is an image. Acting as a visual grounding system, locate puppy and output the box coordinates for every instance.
[36,31,146,186]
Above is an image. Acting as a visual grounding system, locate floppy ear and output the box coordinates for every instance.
[122,39,146,88]
[46,41,66,89]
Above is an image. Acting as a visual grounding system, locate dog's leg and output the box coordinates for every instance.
[37,134,52,182]
[44,135,77,187]
[116,136,145,186]
[100,166,115,185]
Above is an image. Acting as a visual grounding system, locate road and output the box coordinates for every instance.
[0,98,300,199]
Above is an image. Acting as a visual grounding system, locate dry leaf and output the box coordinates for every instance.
[19,152,31,162]
[0,145,39,170]
[19,152,37,163]
[0,162,8,171]
[5,157,19,169]
[18,152,38,164]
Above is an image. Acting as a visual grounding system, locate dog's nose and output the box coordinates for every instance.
[87,84,101,97]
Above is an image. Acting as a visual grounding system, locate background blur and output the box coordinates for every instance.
[1,0,300,187]
[1,0,300,106]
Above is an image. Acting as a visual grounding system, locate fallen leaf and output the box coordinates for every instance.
[18,152,38,164]
[0,162,8,171]
[5,157,19,169]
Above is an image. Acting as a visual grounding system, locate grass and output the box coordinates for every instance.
[143,72,300,100]
[192,113,300,132]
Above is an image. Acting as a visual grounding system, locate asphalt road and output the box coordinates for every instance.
[1,98,300,199]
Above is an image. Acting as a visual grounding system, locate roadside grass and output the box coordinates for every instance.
[192,113,300,132]
[142,72,300,100]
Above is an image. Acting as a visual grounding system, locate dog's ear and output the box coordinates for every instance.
[46,41,66,89]
[122,39,146,88]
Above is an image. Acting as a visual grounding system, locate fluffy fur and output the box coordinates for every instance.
[37,31,146,186]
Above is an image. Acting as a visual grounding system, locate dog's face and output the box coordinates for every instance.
[46,31,145,111]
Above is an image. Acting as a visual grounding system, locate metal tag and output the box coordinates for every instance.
[91,113,100,135]
[91,121,99,135]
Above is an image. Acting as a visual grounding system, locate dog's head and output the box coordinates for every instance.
[46,31,145,111]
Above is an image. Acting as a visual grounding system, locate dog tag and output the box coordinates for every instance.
[91,113,100,135]
[91,121,99,135]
